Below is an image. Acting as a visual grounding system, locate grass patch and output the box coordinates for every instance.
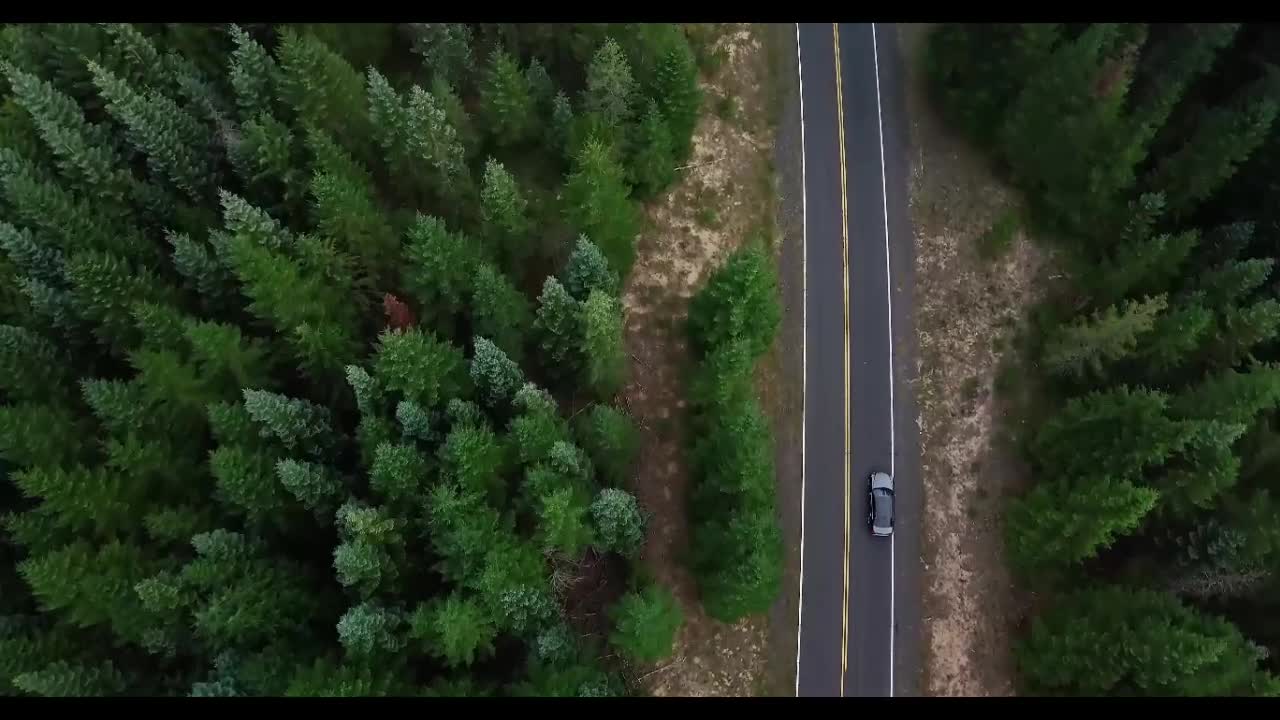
[977,206,1022,261]
[715,93,738,123]
[686,24,727,77]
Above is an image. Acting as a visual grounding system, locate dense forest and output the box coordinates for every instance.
[0,21,786,696]
[928,23,1280,695]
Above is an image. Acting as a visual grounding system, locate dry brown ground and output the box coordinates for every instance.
[619,23,780,697]
[897,23,1054,697]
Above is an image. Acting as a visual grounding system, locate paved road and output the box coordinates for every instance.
[794,22,920,698]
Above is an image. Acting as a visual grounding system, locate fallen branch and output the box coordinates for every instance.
[675,158,726,172]
[636,657,683,682]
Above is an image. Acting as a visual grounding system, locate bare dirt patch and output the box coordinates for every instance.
[620,23,778,697]
[897,23,1054,697]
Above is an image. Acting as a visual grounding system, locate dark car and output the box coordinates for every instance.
[868,471,894,537]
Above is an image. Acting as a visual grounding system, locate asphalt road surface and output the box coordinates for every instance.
[794,22,920,698]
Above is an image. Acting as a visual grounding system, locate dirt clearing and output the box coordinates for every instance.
[897,23,1054,697]
[619,23,783,696]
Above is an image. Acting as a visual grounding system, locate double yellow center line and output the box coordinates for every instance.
[833,22,852,698]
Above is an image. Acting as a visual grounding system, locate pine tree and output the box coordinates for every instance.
[3,62,131,202]
[688,244,780,358]
[479,47,535,146]
[276,29,372,162]
[575,404,638,486]
[366,70,468,210]
[1006,475,1159,579]
[999,23,1148,234]
[1032,386,1193,484]
[19,540,159,646]
[652,39,701,162]
[1149,73,1279,219]
[547,90,574,159]
[309,164,397,286]
[471,262,532,365]
[583,38,635,132]
[406,23,474,90]
[276,458,343,517]
[471,337,524,409]
[562,235,619,301]
[0,402,90,469]
[430,75,479,162]
[209,444,291,526]
[509,383,571,467]
[439,423,507,506]
[333,501,404,598]
[227,24,278,123]
[0,324,69,403]
[563,138,639,276]
[241,388,334,455]
[337,602,405,657]
[410,594,498,668]
[591,488,645,557]
[66,251,177,352]
[609,583,682,662]
[402,214,482,334]
[372,328,471,411]
[480,158,532,271]
[628,98,676,198]
[178,529,321,651]
[1042,294,1167,379]
[581,289,625,399]
[537,484,594,557]
[231,112,307,220]
[13,660,129,697]
[533,277,583,382]
[87,59,212,201]
[1018,585,1279,696]
[369,442,429,506]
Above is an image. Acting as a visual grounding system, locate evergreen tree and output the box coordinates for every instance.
[652,38,701,163]
[609,583,682,662]
[688,244,780,358]
[591,488,645,557]
[999,23,1148,234]
[1042,294,1167,379]
[575,404,638,487]
[403,214,482,334]
[628,98,676,199]
[562,234,619,301]
[480,158,532,271]
[581,289,625,399]
[479,47,535,146]
[583,38,635,132]
[471,262,532,365]
[275,459,343,518]
[1018,585,1280,696]
[1149,74,1279,219]
[87,59,212,201]
[407,23,475,90]
[410,594,498,668]
[276,29,372,162]
[337,602,405,657]
[1007,475,1159,579]
[373,328,470,411]
[471,337,524,409]
[563,138,639,276]
[533,277,583,382]
[333,501,404,598]
[227,24,278,123]
[13,660,129,697]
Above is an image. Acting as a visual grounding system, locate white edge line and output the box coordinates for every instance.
[870,22,897,699]
[793,21,809,699]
